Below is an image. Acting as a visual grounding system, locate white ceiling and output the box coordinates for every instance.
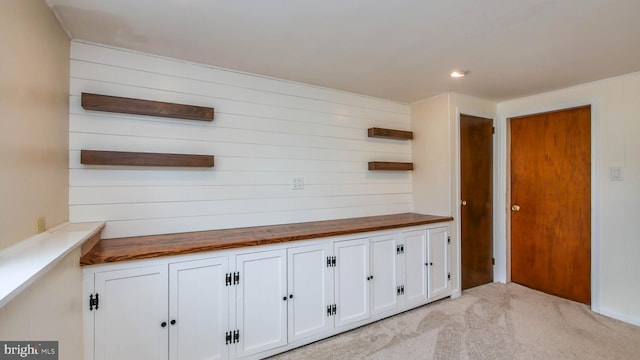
[46,0,640,103]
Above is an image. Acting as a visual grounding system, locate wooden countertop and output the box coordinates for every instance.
[80,213,452,265]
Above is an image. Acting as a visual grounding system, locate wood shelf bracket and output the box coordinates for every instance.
[81,92,214,121]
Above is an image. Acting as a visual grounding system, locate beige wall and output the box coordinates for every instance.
[0,248,83,359]
[411,93,452,216]
[0,0,69,250]
[0,1,82,359]
[411,92,497,296]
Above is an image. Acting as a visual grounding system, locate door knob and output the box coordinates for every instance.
[511,204,521,211]
[461,200,467,206]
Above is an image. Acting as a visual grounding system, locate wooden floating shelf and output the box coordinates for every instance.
[368,127,413,140]
[81,93,214,121]
[368,162,414,171]
[81,150,214,168]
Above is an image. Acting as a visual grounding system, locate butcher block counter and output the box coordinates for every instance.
[80,213,452,265]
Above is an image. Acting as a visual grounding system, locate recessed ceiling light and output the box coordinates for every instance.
[451,70,468,78]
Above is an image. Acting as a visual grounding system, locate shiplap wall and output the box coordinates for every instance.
[69,42,413,239]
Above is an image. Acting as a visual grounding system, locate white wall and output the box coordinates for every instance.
[69,42,413,239]
[497,71,640,325]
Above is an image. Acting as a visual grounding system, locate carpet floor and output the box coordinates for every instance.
[269,283,640,359]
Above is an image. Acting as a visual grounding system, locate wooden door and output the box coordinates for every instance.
[287,244,333,342]
[510,106,591,304]
[460,114,494,289]
[169,257,229,360]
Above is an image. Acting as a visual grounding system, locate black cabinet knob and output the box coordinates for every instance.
[430,262,434,266]
[289,294,294,299]
[170,320,176,325]
[283,296,287,301]
[161,322,167,327]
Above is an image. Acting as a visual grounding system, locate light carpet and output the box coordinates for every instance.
[269,283,640,359]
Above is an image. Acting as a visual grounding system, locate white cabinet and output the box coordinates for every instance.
[334,233,400,327]
[334,238,370,328]
[85,222,452,360]
[89,258,229,360]
[370,234,399,315]
[169,257,229,360]
[399,230,428,306]
[235,249,287,358]
[287,243,333,342]
[94,265,168,360]
[427,226,451,300]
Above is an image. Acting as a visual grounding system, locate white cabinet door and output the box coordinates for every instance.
[236,249,287,358]
[334,238,370,328]
[427,226,451,299]
[402,230,428,306]
[169,257,229,360]
[370,234,398,315]
[94,265,168,360]
[287,244,333,342]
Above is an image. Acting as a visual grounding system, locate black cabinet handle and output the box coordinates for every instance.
[283,296,287,301]
[430,262,434,266]
[289,294,294,299]
[170,320,176,325]
[161,322,167,327]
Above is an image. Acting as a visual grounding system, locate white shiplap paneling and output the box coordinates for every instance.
[70,42,412,238]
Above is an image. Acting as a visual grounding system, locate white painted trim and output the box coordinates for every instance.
[595,308,640,327]
[497,98,601,309]
[0,222,105,309]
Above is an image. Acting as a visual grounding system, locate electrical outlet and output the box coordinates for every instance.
[292,176,304,190]
[35,216,46,233]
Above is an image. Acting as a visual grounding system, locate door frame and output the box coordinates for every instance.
[454,107,499,298]
[496,99,600,311]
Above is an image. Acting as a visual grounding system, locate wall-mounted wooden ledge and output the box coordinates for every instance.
[81,93,214,121]
[368,127,413,140]
[368,162,414,171]
[81,213,453,265]
[81,150,214,168]
[0,222,105,309]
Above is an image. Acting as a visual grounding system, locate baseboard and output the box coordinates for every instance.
[595,308,640,327]
[450,289,462,298]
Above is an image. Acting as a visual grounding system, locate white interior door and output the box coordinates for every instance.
[236,249,287,358]
[287,244,333,342]
[169,257,229,360]
[334,238,370,328]
[94,265,168,360]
